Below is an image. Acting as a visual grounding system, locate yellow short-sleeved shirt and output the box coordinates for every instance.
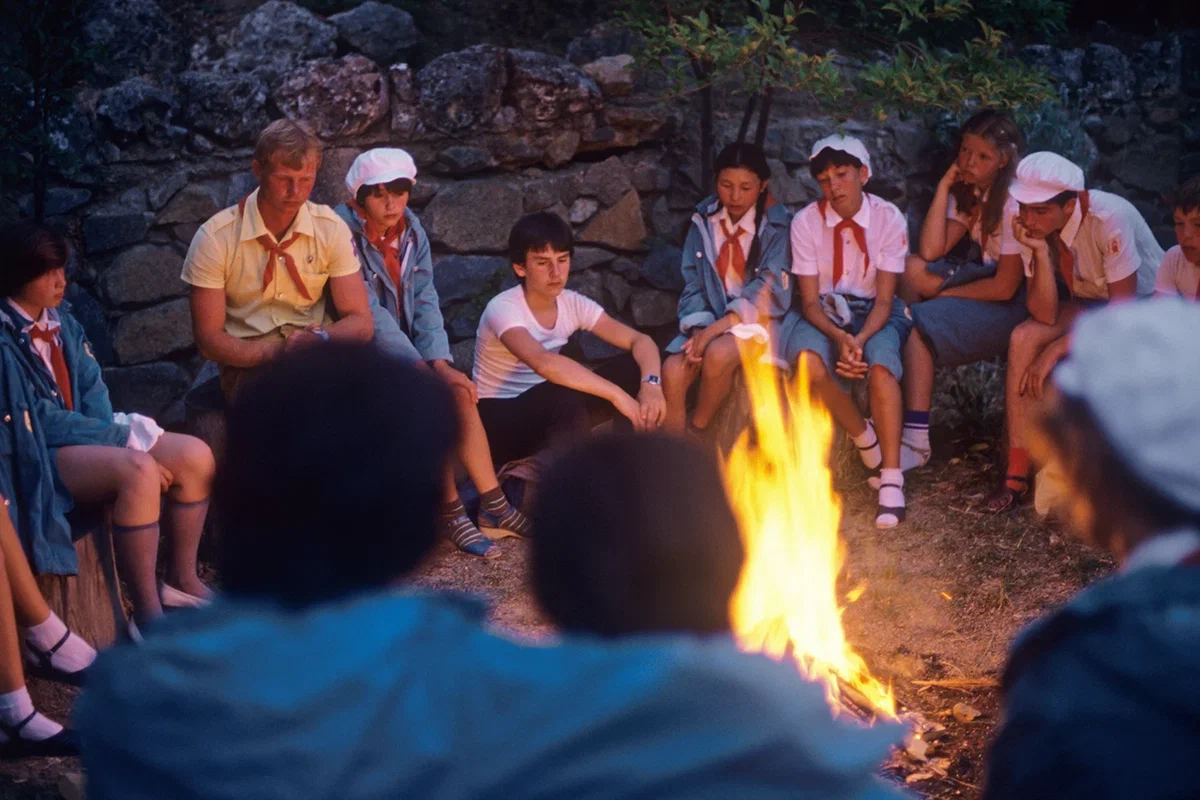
[180,189,362,339]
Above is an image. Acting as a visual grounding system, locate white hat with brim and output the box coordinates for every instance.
[345,148,418,198]
[1052,298,1200,515]
[1009,151,1086,205]
[809,134,872,182]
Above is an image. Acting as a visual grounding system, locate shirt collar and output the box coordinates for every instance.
[1059,195,1085,249]
[239,187,316,244]
[6,301,59,333]
[1122,528,1200,573]
[821,193,873,229]
[714,205,756,236]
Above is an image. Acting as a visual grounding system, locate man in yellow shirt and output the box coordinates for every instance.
[181,120,373,398]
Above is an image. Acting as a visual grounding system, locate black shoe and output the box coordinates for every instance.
[25,630,88,687]
[0,714,79,759]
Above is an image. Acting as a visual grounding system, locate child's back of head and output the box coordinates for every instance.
[531,433,744,637]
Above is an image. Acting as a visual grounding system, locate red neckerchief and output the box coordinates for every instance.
[818,197,870,287]
[238,195,313,301]
[1053,190,1090,296]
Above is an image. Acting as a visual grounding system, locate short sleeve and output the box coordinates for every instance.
[325,216,363,279]
[946,193,968,225]
[180,225,228,289]
[998,201,1022,256]
[1153,249,1181,297]
[790,211,819,276]
[1098,211,1140,285]
[876,207,908,274]
[481,295,526,338]
[565,291,605,332]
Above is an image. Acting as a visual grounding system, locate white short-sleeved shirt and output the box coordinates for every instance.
[947,189,1022,265]
[473,286,605,400]
[789,194,908,299]
[1153,246,1200,299]
[1020,189,1163,300]
[710,206,756,298]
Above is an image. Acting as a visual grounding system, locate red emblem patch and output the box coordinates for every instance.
[1109,238,1121,256]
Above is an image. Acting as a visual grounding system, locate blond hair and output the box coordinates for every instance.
[253,119,322,170]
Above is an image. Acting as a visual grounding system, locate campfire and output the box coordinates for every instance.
[724,343,896,721]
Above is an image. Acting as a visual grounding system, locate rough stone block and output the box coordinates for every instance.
[112,298,194,364]
[101,244,187,307]
[578,190,646,251]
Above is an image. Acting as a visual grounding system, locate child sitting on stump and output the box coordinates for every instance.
[335,148,529,560]
[778,135,913,529]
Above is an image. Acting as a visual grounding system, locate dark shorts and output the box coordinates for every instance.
[779,296,913,387]
[909,259,1029,367]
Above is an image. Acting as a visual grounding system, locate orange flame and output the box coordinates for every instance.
[725,344,895,719]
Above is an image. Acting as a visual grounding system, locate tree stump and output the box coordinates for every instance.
[35,529,122,649]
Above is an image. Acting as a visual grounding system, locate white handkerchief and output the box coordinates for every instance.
[114,412,165,453]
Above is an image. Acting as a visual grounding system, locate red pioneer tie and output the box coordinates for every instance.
[819,199,870,287]
[28,326,73,411]
[364,218,403,291]
[716,218,747,285]
[238,195,313,301]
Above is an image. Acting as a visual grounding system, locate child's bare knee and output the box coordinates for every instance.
[799,351,828,382]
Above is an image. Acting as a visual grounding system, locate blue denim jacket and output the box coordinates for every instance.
[669,196,794,353]
[334,204,453,363]
[77,590,907,800]
[985,544,1200,799]
[0,301,129,574]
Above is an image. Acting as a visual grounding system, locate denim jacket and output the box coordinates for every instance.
[334,205,452,363]
[668,196,794,353]
[0,301,129,574]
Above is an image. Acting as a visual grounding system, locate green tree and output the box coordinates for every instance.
[0,0,95,222]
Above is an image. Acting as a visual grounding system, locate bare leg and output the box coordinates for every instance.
[801,351,867,436]
[0,548,22,693]
[449,384,501,496]
[692,334,742,430]
[56,446,163,623]
[1005,315,1073,455]
[0,504,50,630]
[902,331,936,413]
[901,254,943,304]
[149,433,215,598]
[662,353,699,434]
[869,365,903,470]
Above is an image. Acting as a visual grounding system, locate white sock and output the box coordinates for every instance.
[0,686,62,742]
[900,423,931,471]
[851,420,882,470]
[25,612,96,675]
[876,468,905,528]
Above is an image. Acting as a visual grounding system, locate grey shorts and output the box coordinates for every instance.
[780,296,913,386]
[909,259,1029,367]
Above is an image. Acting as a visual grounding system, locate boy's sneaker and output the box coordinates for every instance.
[441,513,499,559]
[478,502,532,540]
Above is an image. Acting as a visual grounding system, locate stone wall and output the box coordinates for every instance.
[5,0,1197,424]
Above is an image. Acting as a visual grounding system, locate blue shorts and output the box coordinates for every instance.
[779,296,912,386]
[909,259,1029,367]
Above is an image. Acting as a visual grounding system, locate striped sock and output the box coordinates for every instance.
[478,487,532,539]
[901,410,931,470]
[439,501,496,559]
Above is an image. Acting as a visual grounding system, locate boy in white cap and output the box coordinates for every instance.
[335,148,530,559]
[1153,175,1200,300]
[984,298,1200,799]
[778,134,913,528]
[986,151,1162,512]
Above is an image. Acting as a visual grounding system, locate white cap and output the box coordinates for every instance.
[809,134,872,181]
[1009,151,1086,205]
[1052,298,1200,514]
[344,148,418,198]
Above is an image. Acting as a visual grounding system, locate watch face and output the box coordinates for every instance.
[645,375,661,385]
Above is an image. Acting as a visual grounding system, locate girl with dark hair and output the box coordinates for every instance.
[0,221,216,638]
[898,110,1027,473]
[662,142,793,434]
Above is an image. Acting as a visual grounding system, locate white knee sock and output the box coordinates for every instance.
[0,686,62,742]
[876,468,905,528]
[851,420,882,470]
[25,612,96,675]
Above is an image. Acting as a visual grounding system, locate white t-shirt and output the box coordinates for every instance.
[1020,189,1163,300]
[473,286,605,400]
[710,206,756,298]
[789,194,908,299]
[1153,245,1200,299]
[946,189,1021,265]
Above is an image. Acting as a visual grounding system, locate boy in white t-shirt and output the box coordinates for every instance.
[474,212,665,467]
[778,135,913,529]
[1154,176,1200,300]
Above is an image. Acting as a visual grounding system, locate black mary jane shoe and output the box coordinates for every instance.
[25,630,88,687]
[0,714,79,760]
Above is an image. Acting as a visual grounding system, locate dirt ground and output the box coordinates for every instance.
[0,431,1110,800]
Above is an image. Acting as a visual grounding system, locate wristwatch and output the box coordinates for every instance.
[643,374,661,386]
